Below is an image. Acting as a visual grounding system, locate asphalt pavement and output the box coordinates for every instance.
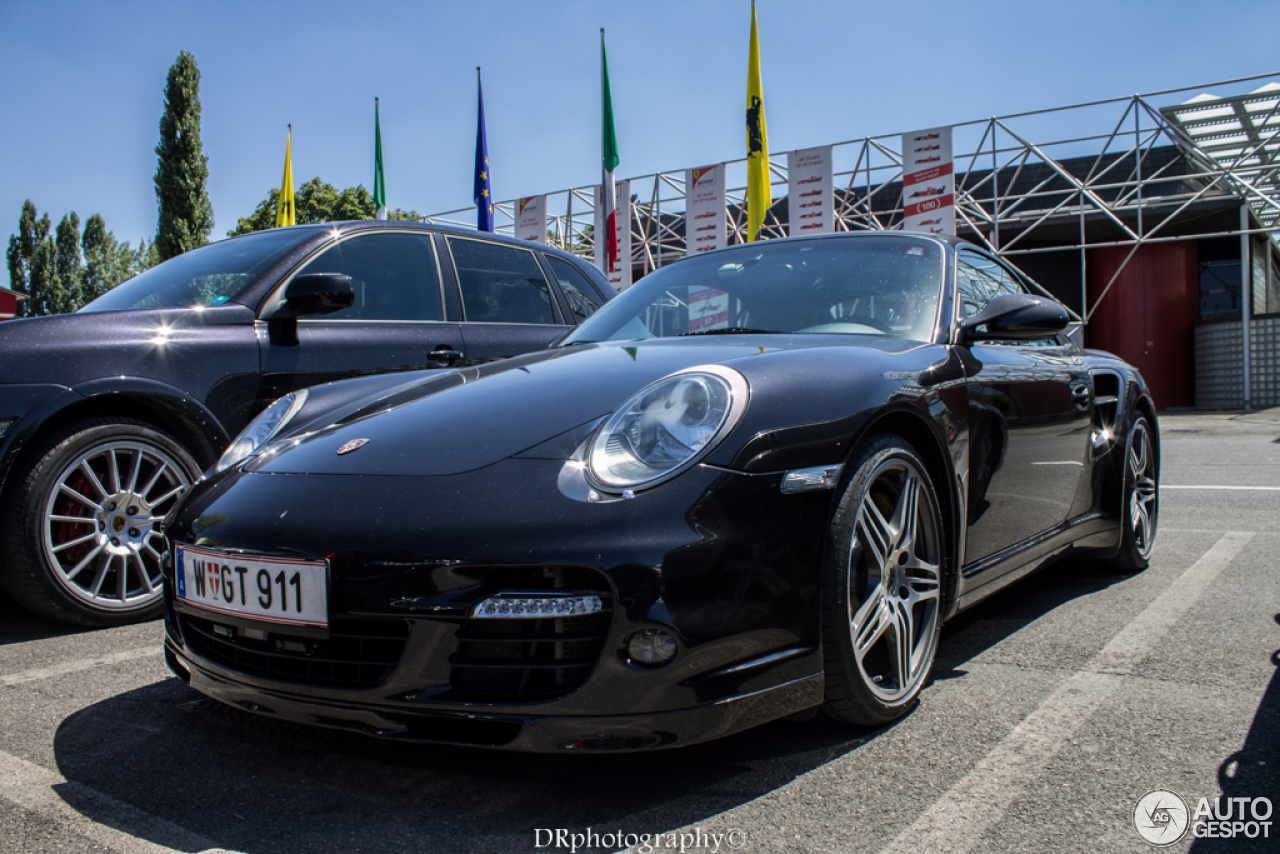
[1,408,1276,854]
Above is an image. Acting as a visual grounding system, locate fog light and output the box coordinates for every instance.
[627,629,678,667]
[472,594,603,619]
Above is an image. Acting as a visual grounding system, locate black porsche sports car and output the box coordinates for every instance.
[0,221,610,626]
[161,232,1159,752]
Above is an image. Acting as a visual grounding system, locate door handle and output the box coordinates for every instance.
[429,346,463,366]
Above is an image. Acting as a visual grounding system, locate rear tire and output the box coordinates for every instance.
[1099,414,1158,573]
[1,418,199,627]
[820,434,946,726]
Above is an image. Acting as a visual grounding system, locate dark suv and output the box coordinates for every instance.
[0,221,612,627]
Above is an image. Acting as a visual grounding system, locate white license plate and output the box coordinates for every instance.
[175,544,328,629]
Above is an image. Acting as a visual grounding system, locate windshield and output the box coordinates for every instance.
[80,228,320,313]
[560,236,944,346]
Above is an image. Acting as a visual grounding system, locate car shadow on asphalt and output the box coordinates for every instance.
[1187,615,1280,853]
[929,552,1133,683]
[0,590,95,645]
[52,675,889,854]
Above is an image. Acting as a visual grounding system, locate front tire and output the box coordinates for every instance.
[820,434,946,726]
[1,418,199,627]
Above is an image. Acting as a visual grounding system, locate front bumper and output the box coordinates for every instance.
[165,640,823,752]
[162,458,835,750]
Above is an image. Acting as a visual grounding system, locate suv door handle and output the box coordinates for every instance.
[429,346,463,366]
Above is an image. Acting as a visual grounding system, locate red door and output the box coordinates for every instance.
[1086,242,1198,409]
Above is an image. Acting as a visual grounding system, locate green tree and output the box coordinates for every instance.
[82,214,143,303]
[154,51,213,262]
[54,213,82,314]
[27,230,58,318]
[227,177,423,236]
[6,201,41,317]
[7,202,150,316]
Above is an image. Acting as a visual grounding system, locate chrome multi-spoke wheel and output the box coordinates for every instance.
[1,418,200,626]
[822,434,945,725]
[42,440,190,610]
[1102,414,1158,572]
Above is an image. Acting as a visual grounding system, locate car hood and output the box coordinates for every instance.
[249,335,921,477]
[0,304,253,386]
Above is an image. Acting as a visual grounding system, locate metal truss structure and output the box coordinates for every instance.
[423,73,1280,333]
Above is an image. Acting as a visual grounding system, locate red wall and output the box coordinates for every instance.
[1086,242,1198,409]
[0,289,19,320]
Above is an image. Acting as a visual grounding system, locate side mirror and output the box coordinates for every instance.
[268,273,355,321]
[958,293,1069,343]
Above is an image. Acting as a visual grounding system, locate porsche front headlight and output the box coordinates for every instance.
[586,366,749,492]
[216,389,308,473]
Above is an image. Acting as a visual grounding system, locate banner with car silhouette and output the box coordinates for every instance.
[787,145,834,235]
[902,126,955,236]
[685,165,727,254]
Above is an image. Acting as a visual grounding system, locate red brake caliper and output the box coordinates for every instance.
[54,473,95,567]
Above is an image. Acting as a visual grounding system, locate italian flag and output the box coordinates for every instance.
[601,30,620,273]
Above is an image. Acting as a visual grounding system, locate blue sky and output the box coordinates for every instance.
[1,0,1277,249]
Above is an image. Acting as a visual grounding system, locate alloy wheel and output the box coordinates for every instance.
[40,440,191,611]
[848,458,943,704]
[1128,419,1158,559]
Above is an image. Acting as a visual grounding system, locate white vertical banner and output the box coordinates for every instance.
[685,164,727,255]
[595,178,631,290]
[787,145,834,235]
[902,126,955,235]
[514,195,546,243]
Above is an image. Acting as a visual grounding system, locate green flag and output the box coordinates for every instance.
[374,98,387,219]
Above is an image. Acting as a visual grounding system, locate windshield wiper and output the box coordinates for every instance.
[678,327,782,336]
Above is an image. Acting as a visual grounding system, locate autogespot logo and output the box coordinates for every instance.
[1134,789,1190,846]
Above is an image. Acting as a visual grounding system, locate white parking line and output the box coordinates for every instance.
[1163,485,1280,490]
[877,531,1254,854]
[0,646,163,688]
[0,748,238,854]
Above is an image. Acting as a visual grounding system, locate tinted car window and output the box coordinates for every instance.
[561,236,944,344]
[448,238,556,325]
[545,255,603,322]
[296,232,442,321]
[80,229,315,313]
[956,250,1021,318]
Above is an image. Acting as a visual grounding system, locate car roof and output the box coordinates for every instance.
[259,219,589,263]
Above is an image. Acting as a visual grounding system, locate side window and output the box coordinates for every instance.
[448,238,557,325]
[956,251,1019,318]
[545,256,603,323]
[293,232,442,321]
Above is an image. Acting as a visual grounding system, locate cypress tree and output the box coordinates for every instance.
[54,212,82,314]
[27,223,57,318]
[6,201,39,317]
[82,214,121,303]
[154,51,213,262]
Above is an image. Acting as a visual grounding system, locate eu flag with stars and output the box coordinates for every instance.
[474,69,494,233]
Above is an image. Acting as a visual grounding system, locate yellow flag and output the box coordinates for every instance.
[276,125,295,228]
[746,0,769,242]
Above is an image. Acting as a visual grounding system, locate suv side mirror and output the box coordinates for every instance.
[958,293,1069,343]
[268,273,355,321]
